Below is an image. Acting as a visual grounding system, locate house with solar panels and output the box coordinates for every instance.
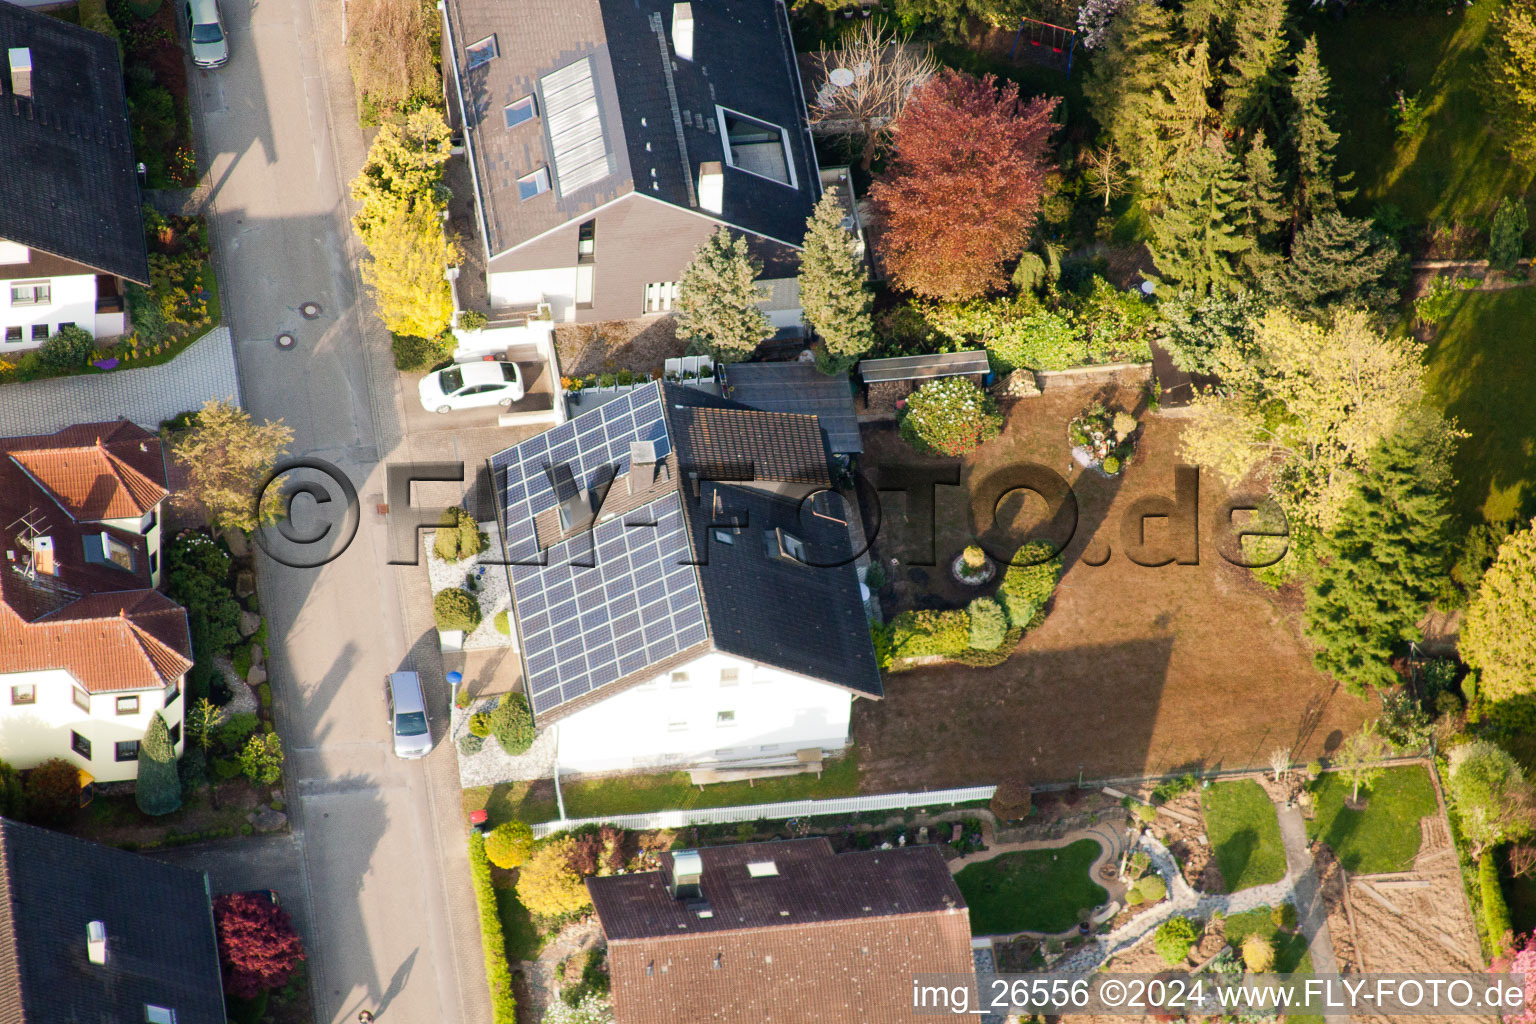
[439,0,819,325]
[490,381,881,776]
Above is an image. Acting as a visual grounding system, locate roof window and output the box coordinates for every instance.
[504,95,536,128]
[716,106,796,188]
[465,35,498,69]
[518,167,551,201]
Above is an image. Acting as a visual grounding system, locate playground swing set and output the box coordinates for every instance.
[1009,16,1078,74]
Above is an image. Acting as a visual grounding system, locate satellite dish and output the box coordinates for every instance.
[853,60,872,78]
[828,67,856,88]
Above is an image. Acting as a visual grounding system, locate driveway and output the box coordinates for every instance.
[184,0,492,1017]
[0,327,239,435]
[152,833,314,944]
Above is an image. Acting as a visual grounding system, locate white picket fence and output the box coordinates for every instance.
[530,785,996,839]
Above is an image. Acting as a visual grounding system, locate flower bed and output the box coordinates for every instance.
[424,526,514,650]
[1067,401,1138,476]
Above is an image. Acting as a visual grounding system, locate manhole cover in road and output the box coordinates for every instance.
[300,302,323,320]
[275,332,297,350]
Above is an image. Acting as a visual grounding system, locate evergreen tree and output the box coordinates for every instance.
[1147,138,1252,297]
[798,192,873,374]
[1304,412,1455,695]
[1153,40,1218,154]
[1288,36,1354,219]
[1156,289,1265,376]
[1084,3,1181,167]
[1265,210,1405,311]
[135,712,183,816]
[1485,0,1536,167]
[675,228,770,363]
[1223,0,1291,135]
[1490,197,1530,271]
[1462,518,1536,703]
[1235,132,1288,284]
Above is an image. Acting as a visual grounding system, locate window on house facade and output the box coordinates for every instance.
[667,718,687,732]
[465,35,498,69]
[31,324,48,341]
[719,668,739,686]
[643,281,679,313]
[9,281,50,305]
[10,684,34,704]
[145,1006,177,1024]
[517,167,551,201]
[116,695,139,715]
[577,220,596,263]
[670,671,689,687]
[4,326,20,342]
[71,731,92,760]
[716,710,736,726]
[149,550,159,576]
[116,740,140,762]
[57,321,74,330]
[72,687,89,712]
[141,507,157,534]
[504,95,536,128]
[169,722,181,746]
[164,679,180,707]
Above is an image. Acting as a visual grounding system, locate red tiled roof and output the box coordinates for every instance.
[590,841,976,1024]
[0,422,190,693]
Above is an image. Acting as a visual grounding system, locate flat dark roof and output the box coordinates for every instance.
[858,350,990,383]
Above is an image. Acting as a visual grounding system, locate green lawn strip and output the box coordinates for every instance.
[1200,780,1287,893]
[1423,288,1536,526]
[1317,3,1534,227]
[462,781,561,829]
[954,839,1107,935]
[493,886,541,961]
[1305,765,1437,873]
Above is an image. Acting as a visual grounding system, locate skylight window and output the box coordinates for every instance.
[716,106,796,188]
[747,860,779,877]
[504,95,536,128]
[518,168,551,201]
[465,35,498,69]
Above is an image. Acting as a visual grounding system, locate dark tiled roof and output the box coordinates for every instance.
[0,421,191,692]
[0,818,226,1023]
[722,361,864,454]
[443,0,817,259]
[591,841,974,1024]
[492,382,878,721]
[0,2,150,283]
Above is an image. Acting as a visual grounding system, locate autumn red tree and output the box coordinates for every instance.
[213,893,306,998]
[870,70,1059,300]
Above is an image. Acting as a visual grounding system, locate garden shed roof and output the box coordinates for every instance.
[858,350,991,383]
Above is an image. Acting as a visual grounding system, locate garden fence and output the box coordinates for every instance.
[530,784,996,838]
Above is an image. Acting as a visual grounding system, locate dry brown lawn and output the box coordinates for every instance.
[852,375,1370,790]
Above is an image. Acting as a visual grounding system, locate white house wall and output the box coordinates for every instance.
[0,668,185,783]
[552,651,853,775]
[2,272,99,349]
[487,267,578,323]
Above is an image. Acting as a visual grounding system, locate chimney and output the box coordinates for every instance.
[32,535,55,576]
[87,921,107,965]
[697,161,723,215]
[670,849,703,900]
[627,440,658,495]
[8,48,31,100]
[671,3,694,61]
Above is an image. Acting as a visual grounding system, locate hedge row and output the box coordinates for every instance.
[1479,852,1513,955]
[468,833,517,1024]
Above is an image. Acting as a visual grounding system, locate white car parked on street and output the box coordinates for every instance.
[418,360,524,414]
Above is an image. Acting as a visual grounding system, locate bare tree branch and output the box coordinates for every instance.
[806,20,938,169]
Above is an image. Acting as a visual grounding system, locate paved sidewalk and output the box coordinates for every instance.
[0,327,239,435]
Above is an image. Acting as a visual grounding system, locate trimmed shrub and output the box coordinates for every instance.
[484,820,535,869]
[898,377,1002,457]
[135,712,182,815]
[433,506,486,562]
[37,325,97,371]
[391,332,453,372]
[886,609,971,659]
[990,773,1032,821]
[434,587,482,632]
[213,892,305,998]
[1101,455,1121,475]
[491,694,535,755]
[1126,850,1151,880]
[1154,915,1199,966]
[238,733,284,786]
[0,759,24,819]
[493,610,511,636]
[516,837,593,917]
[967,597,1007,651]
[1132,875,1166,904]
[468,712,493,738]
[998,541,1064,629]
[1481,852,1514,953]
[458,733,484,756]
[23,758,80,825]
[468,833,518,1024]
[1134,802,1158,824]
[1241,934,1275,972]
[1489,197,1529,272]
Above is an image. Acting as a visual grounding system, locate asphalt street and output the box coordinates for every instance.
[182,0,494,1018]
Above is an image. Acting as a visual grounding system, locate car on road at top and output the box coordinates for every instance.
[385,671,432,759]
[418,360,525,414]
[186,0,228,67]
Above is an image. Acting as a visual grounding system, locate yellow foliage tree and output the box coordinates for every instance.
[350,108,454,240]
[171,399,294,533]
[515,838,592,918]
[358,197,461,339]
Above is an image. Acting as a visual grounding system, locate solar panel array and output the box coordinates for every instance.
[491,384,709,716]
[541,57,613,197]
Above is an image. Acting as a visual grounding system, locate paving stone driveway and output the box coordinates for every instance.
[0,327,240,435]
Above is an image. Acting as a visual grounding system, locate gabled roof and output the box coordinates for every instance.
[589,840,974,1024]
[0,421,190,692]
[443,0,818,260]
[0,2,150,284]
[722,361,863,454]
[0,819,226,1024]
[491,382,880,721]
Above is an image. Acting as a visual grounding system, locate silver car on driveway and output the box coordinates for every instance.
[385,672,432,759]
[187,0,228,68]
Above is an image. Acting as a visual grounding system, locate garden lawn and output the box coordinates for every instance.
[1222,906,1322,1024]
[1201,781,1287,893]
[494,887,540,961]
[954,839,1107,936]
[1317,3,1534,228]
[1423,288,1536,526]
[463,752,862,827]
[1306,765,1438,874]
